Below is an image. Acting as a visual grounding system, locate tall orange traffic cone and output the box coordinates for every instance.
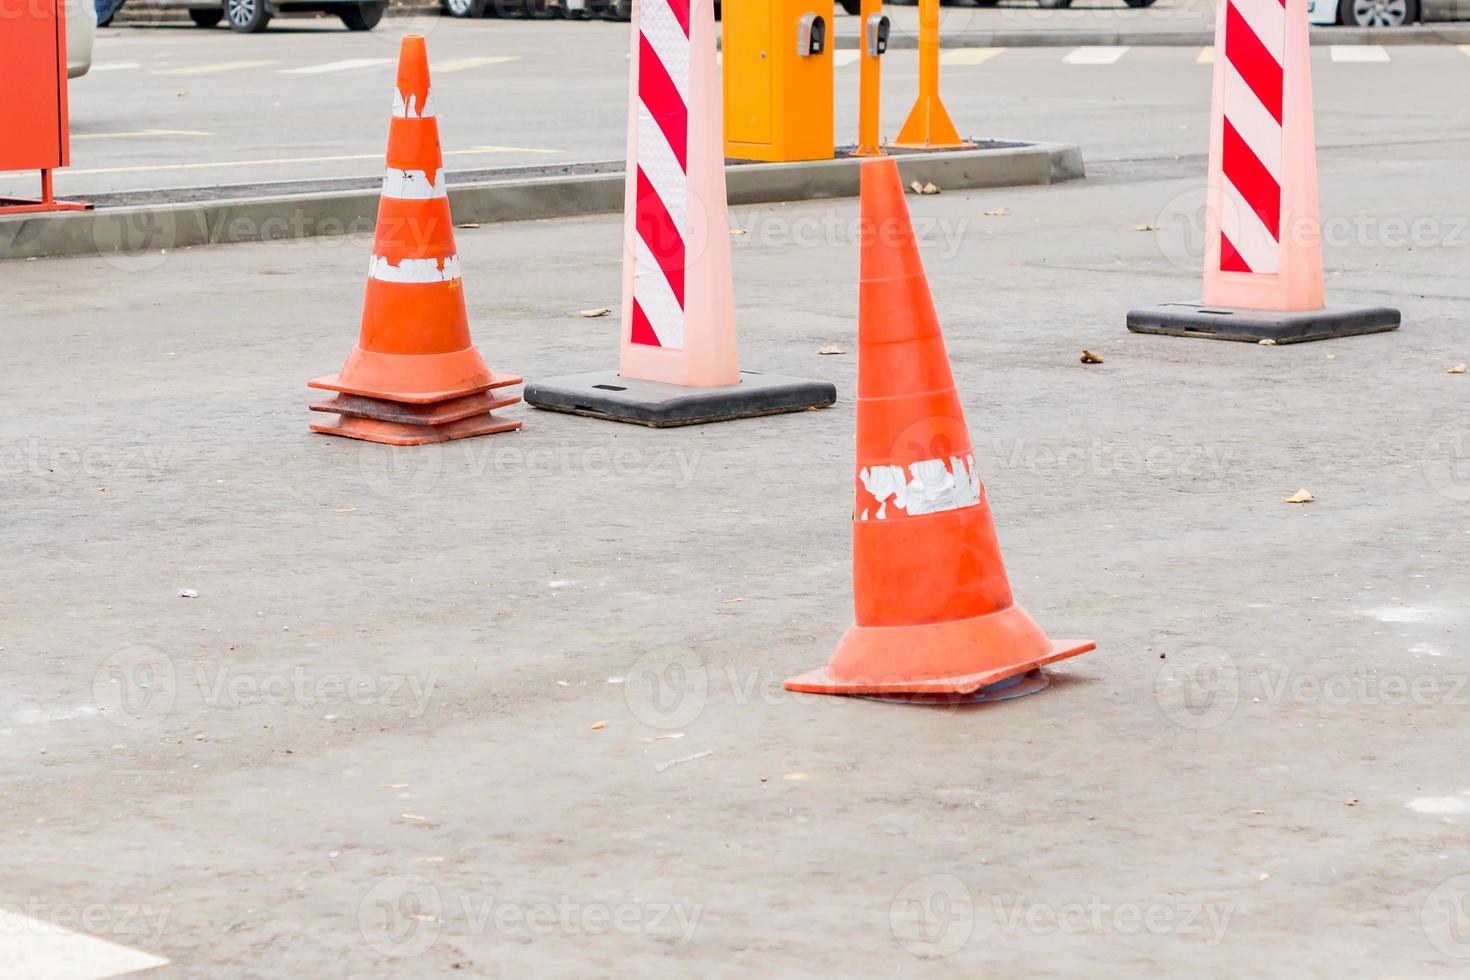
[786,158,1092,702]
[522,0,834,426]
[1127,0,1398,343]
[309,35,522,445]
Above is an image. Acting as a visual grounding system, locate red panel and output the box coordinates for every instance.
[0,0,68,172]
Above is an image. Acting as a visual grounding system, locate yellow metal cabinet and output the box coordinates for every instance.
[723,0,835,162]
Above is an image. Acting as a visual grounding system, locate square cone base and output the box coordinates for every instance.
[524,371,836,427]
[785,638,1094,698]
[310,413,522,446]
[1127,303,1401,344]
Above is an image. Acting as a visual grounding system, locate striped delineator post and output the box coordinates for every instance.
[308,36,523,445]
[524,0,835,426]
[1126,0,1400,344]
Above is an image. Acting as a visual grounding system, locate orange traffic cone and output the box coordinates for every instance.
[309,35,521,445]
[786,158,1093,702]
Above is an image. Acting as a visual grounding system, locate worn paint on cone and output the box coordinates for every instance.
[786,158,1092,699]
[308,35,522,443]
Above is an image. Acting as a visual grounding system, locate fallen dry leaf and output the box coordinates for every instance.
[1249,809,1266,815]
[984,207,1008,216]
[1345,799,1359,807]
[399,814,428,823]
[909,181,940,195]
[730,228,749,237]
[909,180,924,194]
[817,345,845,355]
[1257,873,1271,883]
[1448,362,1467,374]
[1133,223,1158,232]
[1283,488,1315,504]
[1259,338,1278,346]
[590,720,606,731]
[456,223,480,229]
[1080,350,1104,364]
[579,308,611,318]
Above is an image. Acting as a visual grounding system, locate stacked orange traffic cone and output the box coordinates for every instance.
[786,158,1093,702]
[309,35,521,446]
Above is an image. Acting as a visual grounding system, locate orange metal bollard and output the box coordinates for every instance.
[852,0,888,157]
[888,0,974,151]
[0,0,90,214]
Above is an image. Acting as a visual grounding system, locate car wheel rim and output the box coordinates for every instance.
[448,0,470,11]
[228,0,255,23]
[1353,0,1405,26]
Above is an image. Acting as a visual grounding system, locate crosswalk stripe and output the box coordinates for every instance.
[90,61,140,72]
[1196,46,1215,64]
[279,58,395,75]
[939,47,1004,66]
[432,56,518,73]
[1461,44,1470,57]
[0,914,169,979]
[833,50,861,67]
[1063,46,1129,65]
[152,60,277,76]
[1330,45,1389,62]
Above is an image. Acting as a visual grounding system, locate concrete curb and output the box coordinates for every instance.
[851,24,1470,49]
[0,141,1083,262]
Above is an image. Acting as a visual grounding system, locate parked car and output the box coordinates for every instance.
[96,0,387,32]
[67,0,96,78]
[1309,0,1467,27]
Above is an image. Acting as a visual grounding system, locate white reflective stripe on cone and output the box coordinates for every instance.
[368,255,462,283]
[392,89,437,119]
[381,168,448,200]
[858,454,982,520]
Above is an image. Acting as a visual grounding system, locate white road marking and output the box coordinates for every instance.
[0,914,168,979]
[1196,46,1215,64]
[1330,45,1389,63]
[279,58,395,75]
[1063,46,1128,65]
[89,61,140,72]
[71,129,213,140]
[432,56,518,73]
[0,145,560,180]
[152,60,277,76]
[939,47,1004,66]
[833,50,861,68]
[1461,44,1470,57]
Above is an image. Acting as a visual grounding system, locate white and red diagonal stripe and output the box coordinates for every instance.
[1220,0,1285,275]
[630,0,692,350]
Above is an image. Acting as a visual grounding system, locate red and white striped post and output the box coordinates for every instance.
[1127,0,1399,344]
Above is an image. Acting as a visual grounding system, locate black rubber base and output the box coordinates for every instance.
[1127,302,1401,344]
[524,370,836,427]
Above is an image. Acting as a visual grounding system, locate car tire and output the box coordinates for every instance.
[189,7,225,25]
[603,0,631,19]
[1123,0,1157,6]
[340,1,385,28]
[442,0,475,15]
[1036,0,1072,7]
[1338,0,1413,26]
[225,0,271,31]
[971,0,1001,6]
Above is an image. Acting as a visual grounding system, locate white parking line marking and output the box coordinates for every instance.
[432,56,518,73]
[152,60,277,76]
[939,47,1004,66]
[1330,45,1389,62]
[1063,46,1129,65]
[279,58,395,75]
[1196,46,1215,64]
[833,50,861,67]
[7,145,561,179]
[72,129,213,140]
[0,914,169,979]
[90,61,140,72]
